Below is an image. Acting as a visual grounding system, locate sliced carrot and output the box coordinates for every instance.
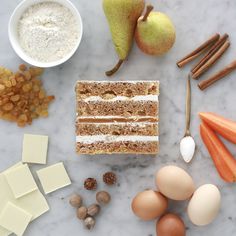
[199,112,236,144]
[200,122,236,183]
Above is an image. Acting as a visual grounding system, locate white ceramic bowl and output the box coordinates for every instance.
[8,0,83,68]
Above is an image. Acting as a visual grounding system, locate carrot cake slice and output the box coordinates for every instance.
[75,81,159,155]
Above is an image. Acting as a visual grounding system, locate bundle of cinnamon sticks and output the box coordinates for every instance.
[177,33,236,90]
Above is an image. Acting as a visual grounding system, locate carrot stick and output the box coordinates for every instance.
[200,122,236,183]
[199,112,236,144]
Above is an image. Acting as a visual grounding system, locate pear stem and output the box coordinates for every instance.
[106,59,124,76]
[142,5,154,21]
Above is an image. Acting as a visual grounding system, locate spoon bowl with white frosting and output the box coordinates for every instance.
[180,74,196,163]
[8,0,83,67]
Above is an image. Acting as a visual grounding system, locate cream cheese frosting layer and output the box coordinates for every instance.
[76,115,159,119]
[82,95,159,102]
[76,135,159,144]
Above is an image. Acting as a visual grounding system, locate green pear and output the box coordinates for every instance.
[135,5,176,56]
[103,0,145,76]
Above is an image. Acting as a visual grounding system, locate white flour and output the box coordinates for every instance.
[18,2,80,63]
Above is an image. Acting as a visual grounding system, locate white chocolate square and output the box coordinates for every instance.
[4,164,38,199]
[37,162,71,194]
[22,134,48,164]
[0,202,32,236]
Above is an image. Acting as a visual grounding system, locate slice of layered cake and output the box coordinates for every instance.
[75,81,159,155]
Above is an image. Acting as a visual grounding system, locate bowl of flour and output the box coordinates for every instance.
[8,0,83,67]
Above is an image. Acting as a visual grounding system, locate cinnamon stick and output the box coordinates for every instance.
[192,40,230,79]
[198,60,236,90]
[191,34,229,74]
[177,33,220,68]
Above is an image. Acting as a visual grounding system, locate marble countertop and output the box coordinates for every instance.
[1,0,236,235]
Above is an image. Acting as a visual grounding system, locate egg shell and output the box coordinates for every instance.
[131,190,168,221]
[187,184,221,226]
[156,213,186,236]
[155,166,195,200]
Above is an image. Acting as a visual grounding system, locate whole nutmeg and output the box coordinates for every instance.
[84,217,96,230]
[77,206,88,220]
[96,191,111,205]
[103,172,117,185]
[84,178,97,190]
[87,204,100,217]
[69,194,82,208]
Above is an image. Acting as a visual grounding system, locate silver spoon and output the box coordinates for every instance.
[180,74,196,163]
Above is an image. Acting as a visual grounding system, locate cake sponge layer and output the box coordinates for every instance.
[77,141,159,154]
[77,100,158,117]
[76,81,159,99]
[76,123,158,136]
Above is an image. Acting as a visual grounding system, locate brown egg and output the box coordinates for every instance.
[156,213,186,236]
[156,166,195,201]
[131,190,168,221]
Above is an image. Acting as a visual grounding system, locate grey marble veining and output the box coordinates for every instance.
[0,0,236,235]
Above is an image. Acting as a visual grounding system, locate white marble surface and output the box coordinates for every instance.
[1,0,236,235]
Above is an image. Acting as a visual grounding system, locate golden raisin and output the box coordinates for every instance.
[39,110,48,117]
[22,83,32,92]
[5,80,12,88]
[0,84,5,91]
[2,113,16,121]
[39,90,45,99]
[10,95,20,102]
[45,95,55,102]
[18,114,28,122]
[33,85,40,92]
[11,78,17,86]
[15,72,21,78]
[16,76,25,83]
[2,97,9,104]
[23,71,31,80]
[19,64,27,71]
[3,103,14,111]
[17,120,26,127]
[33,99,39,106]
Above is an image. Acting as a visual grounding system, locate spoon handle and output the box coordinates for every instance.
[185,74,191,136]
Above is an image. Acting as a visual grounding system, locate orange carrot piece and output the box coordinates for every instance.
[200,122,236,183]
[199,112,236,144]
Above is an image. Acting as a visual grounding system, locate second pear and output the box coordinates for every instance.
[135,5,176,56]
